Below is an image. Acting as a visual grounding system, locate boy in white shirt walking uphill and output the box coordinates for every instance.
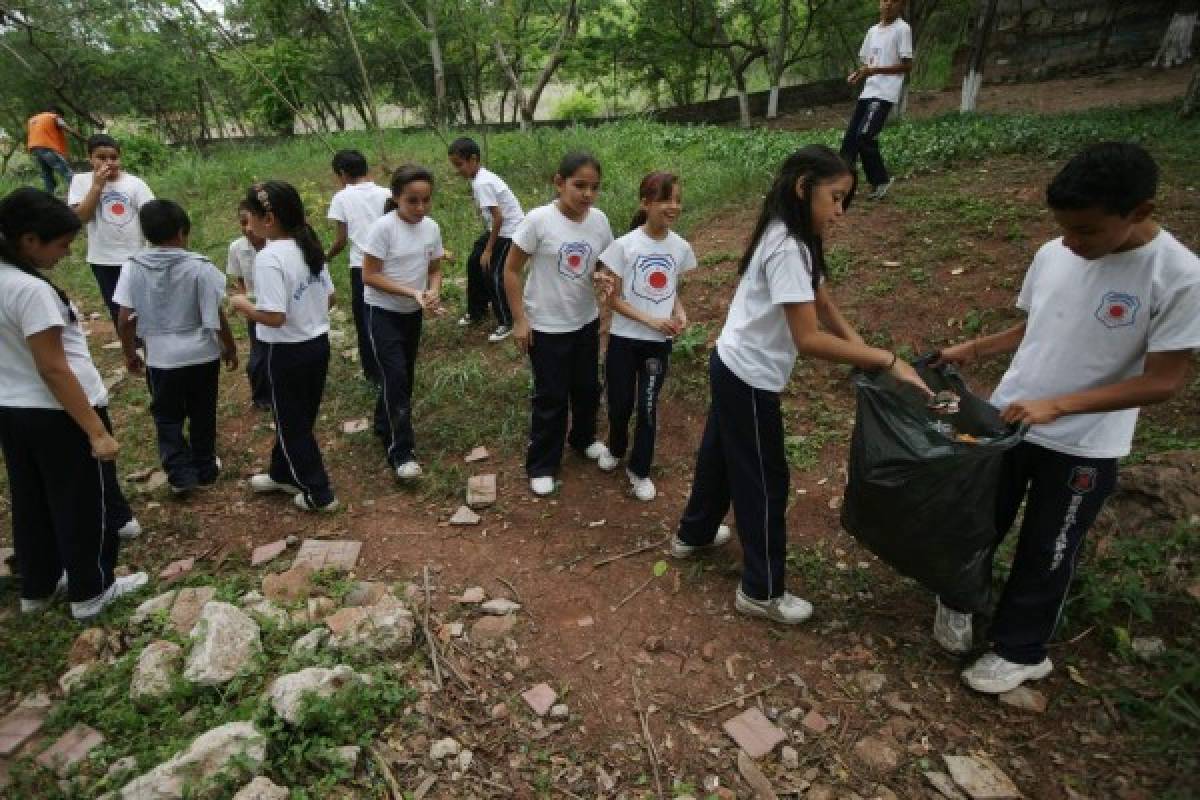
[449,137,526,343]
[114,200,238,496]
[840,0,912,201]
[934,142,1200,694]
[326,150,391,382]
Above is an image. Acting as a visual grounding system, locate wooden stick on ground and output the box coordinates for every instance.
[367,744,404,800]
[610,576,654,612]
[422,565,443,689]
[632,674,665,799]
[592,536,669,568]
[673,679,783,718]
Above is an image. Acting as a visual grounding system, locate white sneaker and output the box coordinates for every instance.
[488,325,513,343]
[961,652,1053,694]
[116,518,143,540]
[626,469,656,502]
[530,476,555,496]
[670,524,733,558]
[735,587,814,625]
[293,493,339,513]
[456,315,472,327]
[934,598,974,655]
[20,573,68,613]
[869,180,893,201]
[584,442,618,471]
[71,572,149,620]
[250,474,300,494]
[395,461,423,479]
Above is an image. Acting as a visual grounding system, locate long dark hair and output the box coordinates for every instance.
[244,181,325,276]
[739,145,855,287]
[0,188,82,320]
[630,171,679,231]
[383,164,435,214]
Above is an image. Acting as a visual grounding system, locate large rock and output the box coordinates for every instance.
[131,641,183,705]
[118,722,266,799]
[267,666,367,726]
[183,603,262,686]
[1100,451,1200,535]
[325,599,414,654]
[131,591,179,626]
[69,628,118,667]
[232,776,289,800]
[261,565,314,603]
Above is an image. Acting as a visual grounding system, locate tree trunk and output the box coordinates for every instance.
[426,2,447,125]
[1182,63,1200,117]
[960,0,999,113]
[766,85,781,119]
[1153,12,1198,68]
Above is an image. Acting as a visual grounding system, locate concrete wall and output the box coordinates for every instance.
[968,1,1184,81]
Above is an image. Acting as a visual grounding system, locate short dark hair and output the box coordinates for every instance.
[87,133,119,155]
[1047,142,1158,217]
[331,149,368,178]
[139,199,191,244]
[448,137,481,160]
[48,104,65,116]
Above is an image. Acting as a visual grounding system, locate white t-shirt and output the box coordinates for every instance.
[858,19,913,104]
[0,263,106,409]
[991,231,1200,459]
[360,213,444,314]
[716,222,817,392]
[472,167,525,239]
[226,236,258,297]
[112,260,222,370]
[600,228,697,342]
[253,240,335,344]
[327,182,392,268]
[67,172,155,265]
[512,203,614,333]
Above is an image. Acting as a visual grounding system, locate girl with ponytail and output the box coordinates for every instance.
[231,181,340,512]
[672,146,930,625]
[0,188,146,620]
[596,171,696,502]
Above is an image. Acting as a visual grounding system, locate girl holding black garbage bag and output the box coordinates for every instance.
[671,145,931,624]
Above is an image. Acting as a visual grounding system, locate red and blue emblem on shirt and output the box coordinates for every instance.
[631,254,676,304]
[100,189,134,228]
[558,241,592,281]
[1095,291,1139,329]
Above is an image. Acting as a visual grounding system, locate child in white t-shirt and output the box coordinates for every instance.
[448,137,526,342]
[231,181,339,513]
[840,0,912,200]
[933,142,1200,695]
[0,188,147,620]
[67,133,155,325]
[113,199,237,495]
[227,200,269,409]
[598,172,696,502]
[326,149,392,382]
[503,152,616,496]
[674,145,928,625]
[360,165,445,480]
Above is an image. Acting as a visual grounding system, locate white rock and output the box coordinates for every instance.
[130,590,179,626]
[943,754,1020,800]
[267,665,366,726]
[481,598,521,615]
[781,745,800,769]
[325,601,415,654]
[549,703,570,720]
[118,721,266,799]
[106,756,138,780]
[457,749,474,771]
[329,745,360,770]
[240,591,290,628]
[429,737,461,760]
[290,627,329,657]
[131,641,183,704]
[184,602,262,686]
[1132,636,1166,661]
[59,664,92,695]
[232,776,289,800]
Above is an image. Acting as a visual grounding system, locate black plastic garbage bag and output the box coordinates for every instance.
[839,360,1024,612]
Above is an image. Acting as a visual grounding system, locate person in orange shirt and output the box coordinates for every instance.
[26,105,79,195]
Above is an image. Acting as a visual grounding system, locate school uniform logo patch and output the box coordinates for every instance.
[558,241,593,281]
[1095,291,1140,329]
[631,254,677,304]
[1068,466,1098,494]
[100,190,135,228]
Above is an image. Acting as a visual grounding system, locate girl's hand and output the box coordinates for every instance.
[889,358,934,398]
[672,310,688,330]
[90,431,119,461]
[230,294,254,316]
[652,317,682,337]
[931,341,978,368]
[1002,398,1062,426]
[513,319,533,354]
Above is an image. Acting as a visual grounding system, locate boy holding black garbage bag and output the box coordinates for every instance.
[922,143,1200,693]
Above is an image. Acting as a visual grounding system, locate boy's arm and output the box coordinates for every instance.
[326,221,348,263]
[72,167,111,223]
[116,307,143,373]
[217,309,238,370]
[934,321,1027,366]
[482,207,502,271]
[1002,350,1193,426]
